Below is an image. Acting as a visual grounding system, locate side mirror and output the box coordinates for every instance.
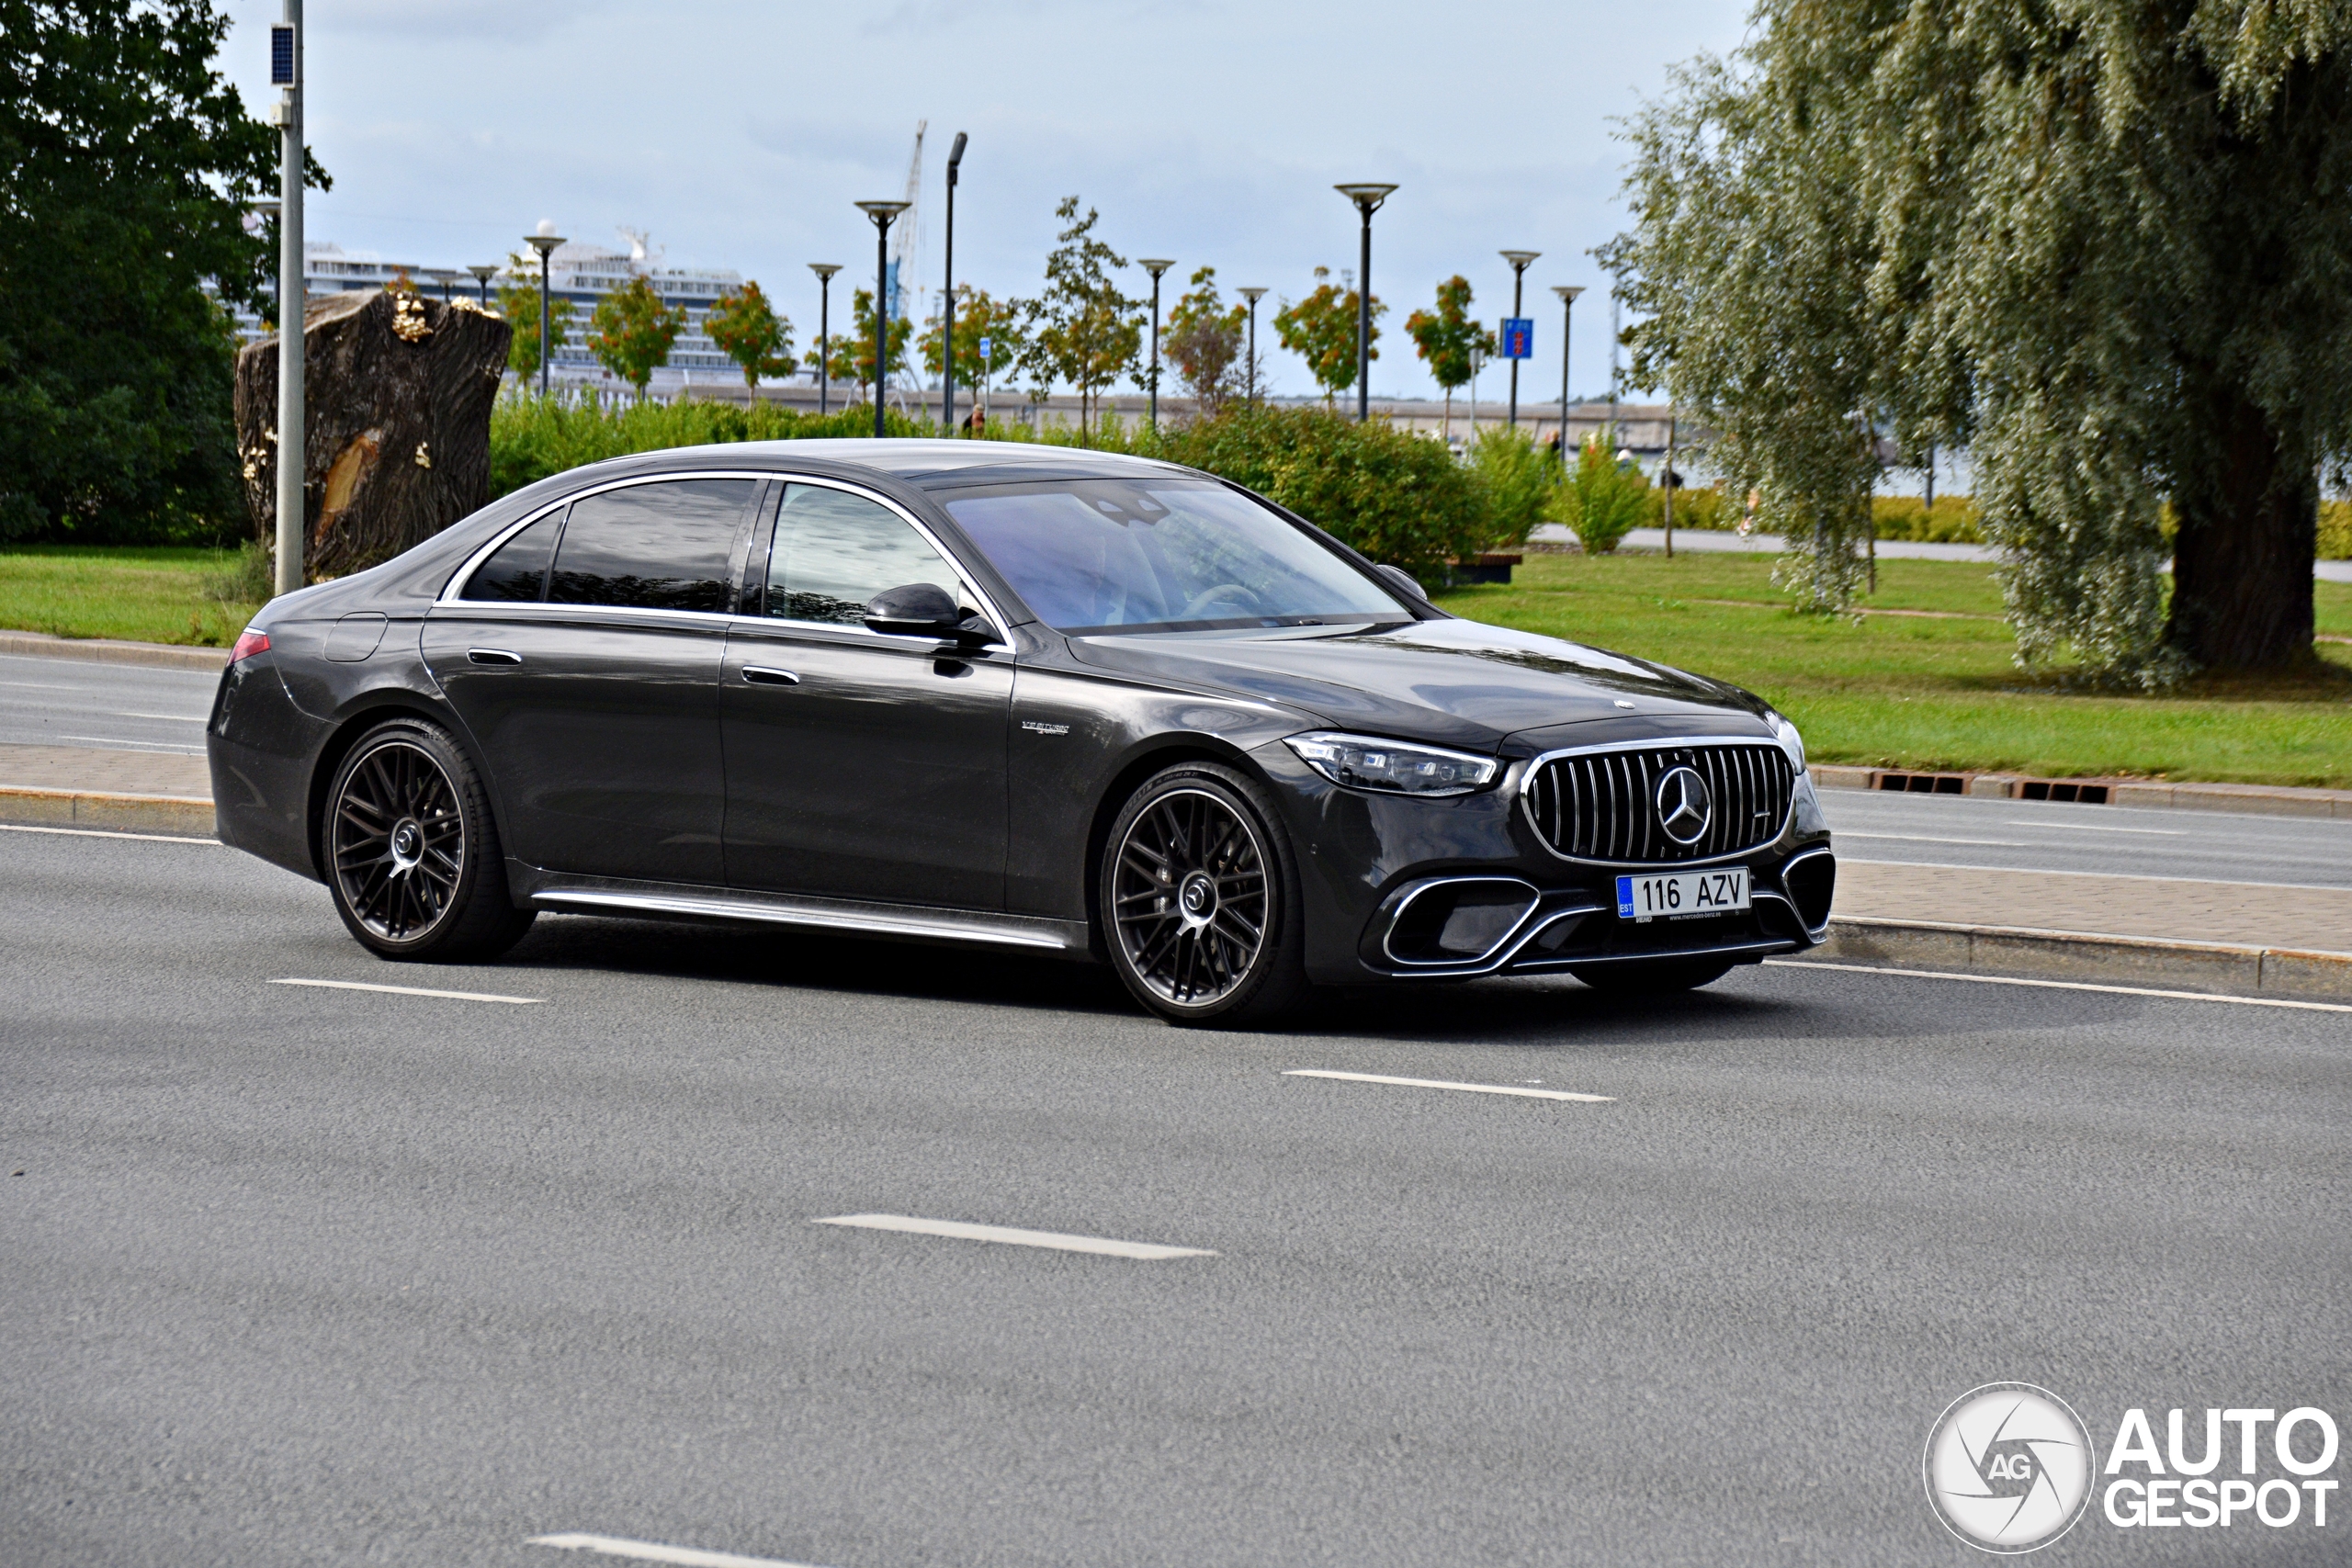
[864,581,991,644]
[1374,563,1429,603]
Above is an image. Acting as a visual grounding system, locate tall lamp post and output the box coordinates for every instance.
[1498,249,1539,428]
[942,131,967,435]
[1238,287,1267,407]
[1332,183,1396,423]
[268,3,303,597]
[1550,285,1583,467]
[524,226,565,399]
[1138,258,1174,432]
[808,264,841,415]
[854,200,910,438]
[467,263,497,307]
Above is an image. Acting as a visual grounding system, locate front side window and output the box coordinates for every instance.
[765,482,967,626]
[545,479,756,612]
[938,479,1407,634]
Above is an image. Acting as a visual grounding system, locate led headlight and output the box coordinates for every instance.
[1766,710,1807,773]
[1283,732,1499,796]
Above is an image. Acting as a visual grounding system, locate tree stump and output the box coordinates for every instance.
[234,288,512,580]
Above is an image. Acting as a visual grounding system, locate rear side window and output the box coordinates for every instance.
[765,482,967,625]
[546,479,757,612]
[461,513,561,602]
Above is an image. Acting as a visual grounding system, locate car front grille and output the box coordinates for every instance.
[1521,742,1795,864]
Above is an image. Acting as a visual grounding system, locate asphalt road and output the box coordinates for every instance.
[5,829,2347,1567]
[0,651,217,757]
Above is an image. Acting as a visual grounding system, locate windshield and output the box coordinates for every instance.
[939,478,1409,634]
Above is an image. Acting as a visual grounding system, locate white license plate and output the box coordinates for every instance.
[1615,868,1749,923]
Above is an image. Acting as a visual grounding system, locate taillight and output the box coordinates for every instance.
[230,628,271,663]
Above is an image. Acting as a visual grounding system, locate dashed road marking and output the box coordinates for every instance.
[528,1533,834,1568]
[1283,1068,1614,1103]
[0,823,217,845]
[271,977,543,1005]
[1767,959,2352,1013]
[811,1213,1214,1259]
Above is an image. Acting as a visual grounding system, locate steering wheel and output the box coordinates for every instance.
[1178,582,1263,620]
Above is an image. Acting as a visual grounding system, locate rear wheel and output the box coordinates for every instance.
[1568,957,1736,994]
[324,717,534,963]
[1102,762,1309,1027]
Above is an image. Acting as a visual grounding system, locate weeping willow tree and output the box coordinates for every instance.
[1604,2,2352,679]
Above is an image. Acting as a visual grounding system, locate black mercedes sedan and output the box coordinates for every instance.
[208,440,1835,1025]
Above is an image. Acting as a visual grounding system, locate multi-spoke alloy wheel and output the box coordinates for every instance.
[323,718,535,962]
[1102,764,1309,1025]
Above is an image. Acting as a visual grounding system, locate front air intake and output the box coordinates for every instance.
[1521,742,1794,865]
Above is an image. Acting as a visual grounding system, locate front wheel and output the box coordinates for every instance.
[1568,957,1736,994]
[323,716,535,963]
[1101,762,1310,1027]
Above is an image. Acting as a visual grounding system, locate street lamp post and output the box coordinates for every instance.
[1499,249,1539,429]
[1138,259,1174,432]
[1332,184,1396,423]
[269,1,303,597]
[808,264,841,415]
[467,264,496,307]
[942,132,967,435]
[854,200,910,439]
[1238,288,1267,407]
[1551,285,1583,468]
[429,268,456,305]
[524,226,565,399]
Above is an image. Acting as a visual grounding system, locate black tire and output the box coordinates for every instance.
[1568,957,1736,994]
[322,716,535,963]
[1101,761,1310,1027]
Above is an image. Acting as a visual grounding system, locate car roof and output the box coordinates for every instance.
[589,438,1203,488]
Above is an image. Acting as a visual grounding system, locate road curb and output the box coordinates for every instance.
[0,785,217,837]
[0,631,229,672]
[1813,764,2352,820]
[1816,916,2352,1001]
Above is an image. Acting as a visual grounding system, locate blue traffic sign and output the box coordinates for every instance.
[1499,317,1533,359]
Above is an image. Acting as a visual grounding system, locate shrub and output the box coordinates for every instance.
[1872,494,1984,543]
[1654,480,1730,531]
[1158,406,1485,583]
[488,392,925,498]
[1550,431,1650,554]
[2321,500,2351,561]
[1464,424,1557,549]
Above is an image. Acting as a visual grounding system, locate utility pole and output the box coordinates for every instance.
[269,2,303,597]
[942,132,967,434]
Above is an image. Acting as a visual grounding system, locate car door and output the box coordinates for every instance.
[721,479,1012,908]
[423,474,763,885]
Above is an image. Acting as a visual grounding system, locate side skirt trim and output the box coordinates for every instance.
[524,877,1090,954]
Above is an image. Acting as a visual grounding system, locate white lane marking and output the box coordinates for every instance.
[272,977,543,1005]
[810,1213,1215,1259]
[0,680,72,689]
[1766,959,2352,1013]
[55,735,204,754]
[1842,858,2352,894]
[0,823,218,845]
[2001,819,2187,835]
[1836,832,2031,846]
[527,1533,834,1568]
[107,711,208,722]
[1283,1068,1614,1103]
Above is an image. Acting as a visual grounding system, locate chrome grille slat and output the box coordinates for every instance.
[1522,742,1794,865]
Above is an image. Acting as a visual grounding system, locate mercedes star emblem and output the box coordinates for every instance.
[1654,765,1713,845]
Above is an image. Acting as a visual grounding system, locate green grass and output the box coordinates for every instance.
[0,546,261,648]
[1437,550,2352,788]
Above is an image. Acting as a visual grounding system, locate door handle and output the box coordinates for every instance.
[468,648,523,666]
[741,666,800,686]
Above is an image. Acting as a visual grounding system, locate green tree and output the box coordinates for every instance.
[0,0,327,543]
[1017,197,1143,444]
[1607,2,2352,678]
[497,254,575,385]
[819,287,914,404]
[586,276,687,397]
[1162,266,1247,417]
[1404,276,1493,440]
[1274,268,1384,406]
[703,279,796,389]
[918,287,1026,402]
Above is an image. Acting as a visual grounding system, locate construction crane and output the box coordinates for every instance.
[886,122,925,415]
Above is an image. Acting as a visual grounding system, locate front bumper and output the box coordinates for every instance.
[1256,740,1837,985]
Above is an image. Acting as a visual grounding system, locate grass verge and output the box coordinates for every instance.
[1437,550,2352,788]
[0,546,262,648]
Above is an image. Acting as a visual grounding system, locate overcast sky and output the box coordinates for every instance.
[220,0,1752,402]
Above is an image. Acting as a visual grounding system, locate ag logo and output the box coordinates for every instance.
[1924,1383,2096,1553]
[1653,765,1713,845]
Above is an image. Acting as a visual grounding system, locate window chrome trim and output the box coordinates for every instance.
[1516,734,1795,870]
[755,471,1013,647]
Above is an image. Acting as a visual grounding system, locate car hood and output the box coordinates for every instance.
[1064,616,1771,752]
